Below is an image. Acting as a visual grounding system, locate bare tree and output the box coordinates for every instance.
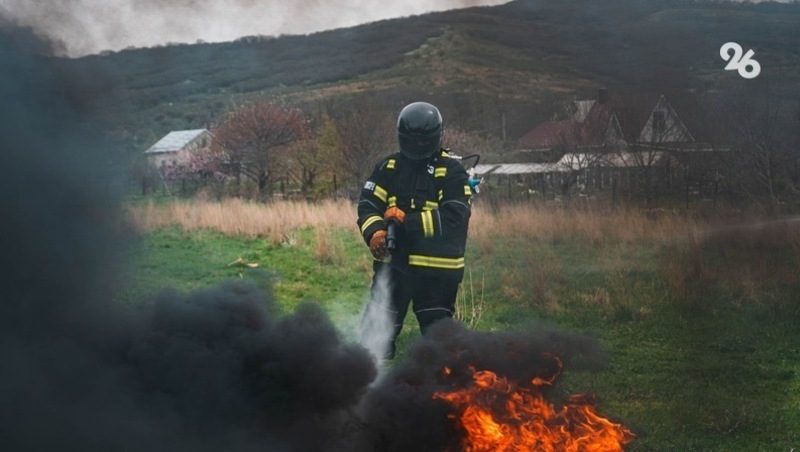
[284,117,339,198]
[328,98,395,191]
[556,149,605,195]
[612,92,700,206]
[285,139,324,197]
[442,127,502,158]
[212,100,308,198]
[543,115,608,196]
[715,85,797,208]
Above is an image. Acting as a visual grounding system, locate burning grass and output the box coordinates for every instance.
[434,362,635,451]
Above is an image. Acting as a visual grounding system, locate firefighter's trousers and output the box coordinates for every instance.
[365,262,459,359]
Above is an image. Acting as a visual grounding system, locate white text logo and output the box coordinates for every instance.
[720,42,761,79]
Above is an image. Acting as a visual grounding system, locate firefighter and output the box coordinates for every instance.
[357,101,472,359]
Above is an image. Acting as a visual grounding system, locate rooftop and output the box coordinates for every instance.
[475,151,669,176]
[519,101,617,150]
[144,129,209,154]
[475,163,564,175]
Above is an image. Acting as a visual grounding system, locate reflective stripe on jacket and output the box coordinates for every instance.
[356,150,471,281]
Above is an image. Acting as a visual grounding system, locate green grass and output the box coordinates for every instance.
[119,226,800,450]
[117,227,372,334]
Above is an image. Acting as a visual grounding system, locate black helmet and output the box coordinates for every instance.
[397,102,443,160]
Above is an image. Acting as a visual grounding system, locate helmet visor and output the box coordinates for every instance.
[399,130,440,160]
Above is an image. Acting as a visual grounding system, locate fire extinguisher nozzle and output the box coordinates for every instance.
[386,222,397,251]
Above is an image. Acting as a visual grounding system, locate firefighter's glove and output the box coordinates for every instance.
[369,229,388,260]
[384,206,406,224]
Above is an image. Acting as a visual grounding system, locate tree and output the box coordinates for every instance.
[211,100,308,198]
[298,115,340,196]
[614,94,674,206]
[556,147,605,196]
[723,87,797,208]
[611,90,707,206]
[328,98,394,192]
[284,117,339,198]
[442,127,502,158]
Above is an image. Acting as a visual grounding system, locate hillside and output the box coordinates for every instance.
[53,0,800,162]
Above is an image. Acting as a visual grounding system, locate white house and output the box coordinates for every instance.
[637,95,694,145]
[144,129,211,169]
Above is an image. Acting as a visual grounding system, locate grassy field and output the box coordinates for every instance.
[123,199,800,450]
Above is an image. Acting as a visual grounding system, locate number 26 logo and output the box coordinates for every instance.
[720,42,761,79]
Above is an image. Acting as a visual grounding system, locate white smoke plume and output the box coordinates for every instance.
[358,265,395,365]
[0,0,508,57]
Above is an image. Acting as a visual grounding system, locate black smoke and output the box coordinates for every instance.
[0,22,605,452]
[0,23,376,452]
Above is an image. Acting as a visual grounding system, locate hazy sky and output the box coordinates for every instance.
[0,0,509,57]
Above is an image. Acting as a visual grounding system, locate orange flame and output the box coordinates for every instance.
[433,357,634,451]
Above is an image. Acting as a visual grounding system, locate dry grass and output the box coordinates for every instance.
[131,199,706,245]
[129,198,357,244]
[659,221,800,310]
[313,228,347,265]
[455,269,486,328]
[469,204,703,245]
[497,245,564,311]
[129,198,799,317]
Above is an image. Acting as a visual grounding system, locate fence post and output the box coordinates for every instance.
[685,178,690,211]
[612,174,617,206]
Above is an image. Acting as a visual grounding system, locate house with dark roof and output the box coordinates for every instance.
[476,90,717,199]
[519,89,626,154]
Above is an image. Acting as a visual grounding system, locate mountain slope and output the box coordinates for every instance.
[53,0,800,157]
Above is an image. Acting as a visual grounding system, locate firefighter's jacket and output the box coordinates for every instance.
[357,150,472,281]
